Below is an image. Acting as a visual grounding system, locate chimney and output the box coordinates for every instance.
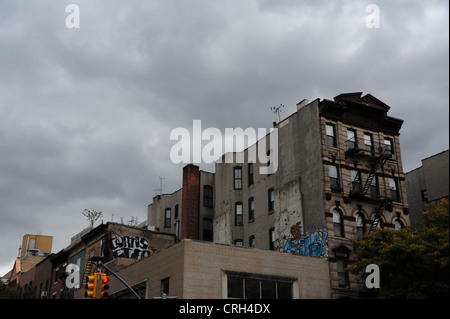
[181,164,200,240]
[296,99,309,111]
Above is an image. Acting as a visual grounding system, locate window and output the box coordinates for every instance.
[203,218,213,242]
[347,129,357,149]
[337,258,350,288]
[54,268,59,284]
[329,165,341,190]
[268,188,274,212]
[227,275,293,299]
[333,208,344,237]
[248,197,254,221]
[266,150,272,175]
[235,202,243,226]
[161,277,170,296]
[421,189,428,202]
[227,276,243,298]
[384,137,394,155]
[269,228,275,250]
[363,133,373,152]
[234,167,242,189]
[394,219,404,230]
[370,175,379,196]
[249,235,255,248]
[234,239,243,246]
[164,208,171,228]
[389,178,400,202]
[203,185,213,207]
[248,163,254,186]
[174,204,179,220]
[326,123,337,147]
[351,170,361,193]
[355,213,366,239]
[29,238,36,250]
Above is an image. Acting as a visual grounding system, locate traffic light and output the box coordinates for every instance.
[85,274,97,298]
[99,274,110,299]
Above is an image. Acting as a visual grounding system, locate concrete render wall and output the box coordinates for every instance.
[108,239,331,299]
[182,240,330,299]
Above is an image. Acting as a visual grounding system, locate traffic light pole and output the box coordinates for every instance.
[101,262,141,299]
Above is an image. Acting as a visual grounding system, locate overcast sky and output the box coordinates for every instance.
[0,0,448,276]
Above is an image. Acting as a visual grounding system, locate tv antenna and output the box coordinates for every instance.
[82,209,102,229]
[270,104,284,123]
[159,176,166,194]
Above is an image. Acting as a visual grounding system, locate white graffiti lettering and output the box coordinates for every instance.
[111,234,152,259]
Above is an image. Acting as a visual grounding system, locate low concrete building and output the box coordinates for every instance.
[406,149,449,228]
[107,239,331,299]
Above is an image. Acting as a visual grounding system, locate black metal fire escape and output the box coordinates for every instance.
[346,145,393,234]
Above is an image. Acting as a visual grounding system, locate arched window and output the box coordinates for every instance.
[355,213,366,239]
[394,218,404,230]
[333,208,344,237]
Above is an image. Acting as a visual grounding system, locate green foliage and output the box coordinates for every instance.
[348,199,449,298]
[0,285,19,299]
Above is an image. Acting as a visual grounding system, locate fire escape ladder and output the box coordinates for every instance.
[368,214,381,234]
[361,153,390,195]
[361,170,376,194]
[368,198,393,234]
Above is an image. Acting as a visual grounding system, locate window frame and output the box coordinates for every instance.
[235,202,243,226]
[347,129,357,149]
[248,197,255,221]
[248,163,254,186]
[329,164,341,191]
[326,123,337,147]
[203,185,213,207]
[268,188,275,213]
[249,235,255,248]
[369,175,379,196]
[161,277,170,296]
[350,169,361,193]
[355,212,366,239]
[383,137,394,155]
[164,208,171,228]
[333,208,344,237]
[202,218,213,242]
[389,177,400,202]
[336,257,350,288]
[269,227,275,251]
[226,274,294,299]
[363,133,373,153]
[234,166,243,190]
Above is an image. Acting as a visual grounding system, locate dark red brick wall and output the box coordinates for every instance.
[181,164,200,239]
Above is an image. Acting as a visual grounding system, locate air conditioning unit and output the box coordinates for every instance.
[41,291,47,297]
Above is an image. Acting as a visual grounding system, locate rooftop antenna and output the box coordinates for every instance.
[82,209,102,229]
[159,176,166,194]
[153,188,161,196]
[270,104,284,123]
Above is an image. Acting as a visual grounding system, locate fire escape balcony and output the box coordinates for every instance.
[346,143,394,207]
[348,183,393,206]
[345,146,392,161]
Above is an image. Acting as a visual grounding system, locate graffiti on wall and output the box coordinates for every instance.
[274,222,328,258]
[110,234,153,259]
